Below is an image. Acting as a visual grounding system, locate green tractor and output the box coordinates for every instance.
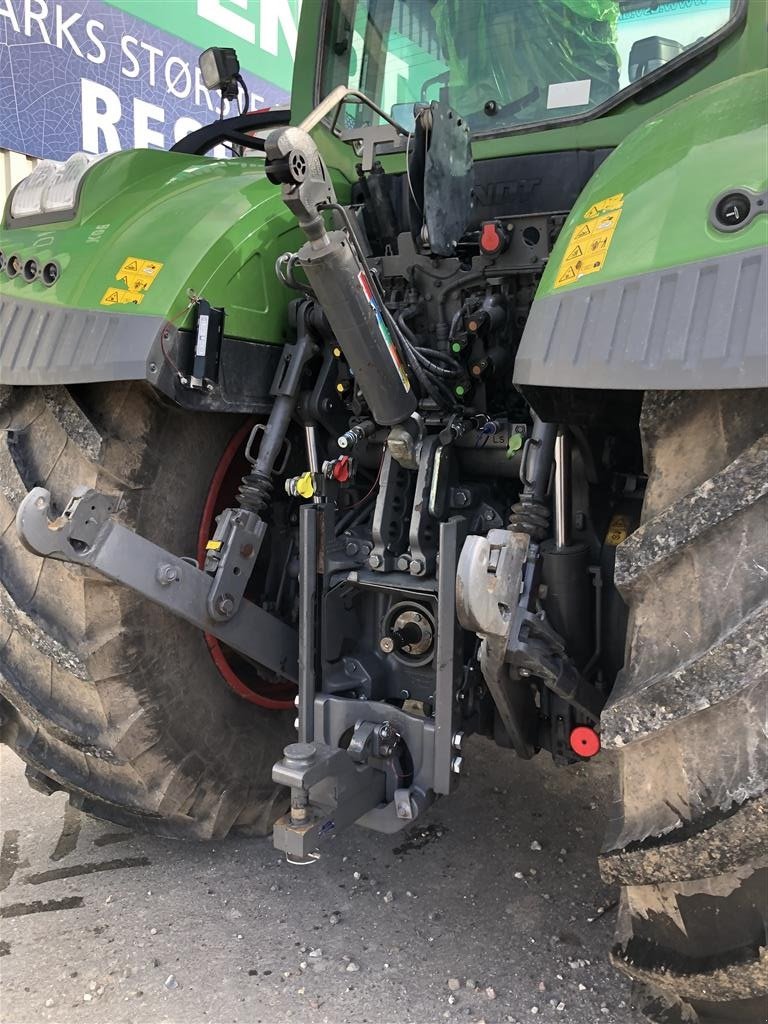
[1,2,765,1020]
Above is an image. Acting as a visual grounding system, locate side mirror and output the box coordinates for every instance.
[628,36,684,82]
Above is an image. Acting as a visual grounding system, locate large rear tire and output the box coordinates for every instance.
[0,383,294,839]
[600,390,767,1023]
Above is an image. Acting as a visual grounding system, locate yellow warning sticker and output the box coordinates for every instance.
[605,513,631,546]
[100,287,145,306]
[101,257,164,305]
[583,192,624,220]
[117,257,164,279]
[554,204,623,289]
[115,271,154,293]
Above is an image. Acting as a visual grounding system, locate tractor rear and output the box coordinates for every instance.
[0,2,766,1021]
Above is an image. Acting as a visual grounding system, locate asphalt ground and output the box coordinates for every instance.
[0,738,644,1024]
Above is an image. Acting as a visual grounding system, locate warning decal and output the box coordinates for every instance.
[605,513,631,546]
[101,257,164,306]
[554,194,624,289]
[357,270,411,392]
[100,288,145,306]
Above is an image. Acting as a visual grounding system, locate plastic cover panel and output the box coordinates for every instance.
[514,246,768,390]
[0,294,163,385]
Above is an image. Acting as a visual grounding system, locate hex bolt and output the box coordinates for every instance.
[454,489,469,507]
[156,563,179,586]
[409,558,424,575]
[452,731,464,751]
[216,594,235,617]
[345,541,359,556]
[380,637,395,654]
[368,554,382,569]
[396,556,410,571]
[451,755,464,774]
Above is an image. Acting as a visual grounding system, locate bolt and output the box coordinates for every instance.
[35,495,47,509]
[380,637,395,654]
[396,556,410,571]
[294,695,300,708]
[400,689,411,700]
[409,558,424,575]
[452,731,464,751]
[345,541,359,556]
[484,509,495,522]
[156,563,179,586]
[368,554,382,569]
[293,717,299,730]
[148,362,157,373]
[454,489,469,507]
[451,756,463,774]
[216,594,235,617]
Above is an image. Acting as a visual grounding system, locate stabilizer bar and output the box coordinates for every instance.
[16,486,298,682]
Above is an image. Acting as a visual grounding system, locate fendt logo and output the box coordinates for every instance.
[473,180,543,206]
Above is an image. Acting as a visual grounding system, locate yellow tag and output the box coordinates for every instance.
[605,514,631,546]
[295,472,315,499]
[583,193,624,219]
[117,257,164,279]
[554,206,622,289]
[205,539,223,551]
[100,287,144,306]
[104,257,164,303]
[115,271,154,293]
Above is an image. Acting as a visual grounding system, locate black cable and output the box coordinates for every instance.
[236,74,250,115]
[397,315,461,382]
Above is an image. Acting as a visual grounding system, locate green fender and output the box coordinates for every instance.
[0,148,303,342]
[514,69,768,392]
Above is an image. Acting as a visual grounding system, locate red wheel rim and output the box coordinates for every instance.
[197,421,295,710]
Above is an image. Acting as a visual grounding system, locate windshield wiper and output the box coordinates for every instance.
[484,85,541,120]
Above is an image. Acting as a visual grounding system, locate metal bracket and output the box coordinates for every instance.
[17,486,298,682]
[457,528,605,726]
[369,451,412,571]
[272,739,388,863]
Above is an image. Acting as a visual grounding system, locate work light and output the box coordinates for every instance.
[9,152,103,221]
[199,47,241,98]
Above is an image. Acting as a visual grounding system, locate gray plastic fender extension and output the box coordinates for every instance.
[513,246,768,391]
[0,293,166,386]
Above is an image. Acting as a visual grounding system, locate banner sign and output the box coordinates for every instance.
[0,0,298,161]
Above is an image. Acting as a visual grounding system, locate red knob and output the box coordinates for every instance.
[569,726,601,758]
[480,221,508,255]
